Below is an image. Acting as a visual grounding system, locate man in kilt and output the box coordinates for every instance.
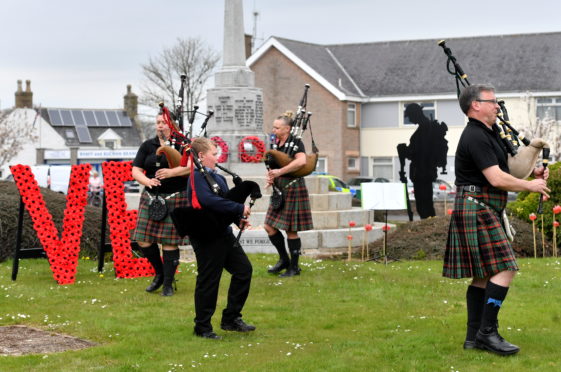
[265,112,314,277]
[132,113,191,296]
[443,84,549,355]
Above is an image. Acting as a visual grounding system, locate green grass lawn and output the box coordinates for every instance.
[1,255,560,372]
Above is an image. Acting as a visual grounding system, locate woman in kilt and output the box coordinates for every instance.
[265,112,314,277]
[444,84,549,355]
[132,113,190,296]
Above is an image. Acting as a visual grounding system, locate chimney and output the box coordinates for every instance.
[15,79,33,108]
[244,34,252,59]
[123,84,138,118]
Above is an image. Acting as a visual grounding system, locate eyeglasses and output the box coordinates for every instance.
[476,99,498,104]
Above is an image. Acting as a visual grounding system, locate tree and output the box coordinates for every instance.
[519,92,560,161]
[140,37,220,120]
[0,109,38,177]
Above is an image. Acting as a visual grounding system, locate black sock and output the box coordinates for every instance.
[466,285,486,341]
[480,281,509,331]
[269,231,289,261]
[287,238,301,255]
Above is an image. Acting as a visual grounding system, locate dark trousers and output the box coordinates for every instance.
[413,180,435,219]
[191,233,253,334]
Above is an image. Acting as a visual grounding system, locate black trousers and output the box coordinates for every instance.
[191,232,253,334]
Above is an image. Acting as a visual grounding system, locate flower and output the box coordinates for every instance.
[529,213,537,221]
[364,224,373,231]
[348,221,356,227]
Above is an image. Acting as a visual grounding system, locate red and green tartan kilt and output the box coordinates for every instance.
[265,176,314,231]
[133,189,190,245]
[443,187,518,279]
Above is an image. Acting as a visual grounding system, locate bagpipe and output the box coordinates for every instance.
[438,40,550,213]
[152,75,261,239]
[265,84,319,178]
[438,40,549,179]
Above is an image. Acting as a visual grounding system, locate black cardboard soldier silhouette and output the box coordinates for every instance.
[397,103,448,219]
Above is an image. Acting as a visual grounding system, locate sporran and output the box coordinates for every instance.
[148,195,168,221]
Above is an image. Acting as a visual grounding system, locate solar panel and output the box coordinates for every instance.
[83,110,97,126]
[94,111,108,126]
[71,110,86,126]
[76,126,92,143]
[48,109,63,125]
[60,110,73,126]
[105,111,120,126]
[116,111,133,127]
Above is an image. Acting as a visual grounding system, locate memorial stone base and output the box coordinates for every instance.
[125,176,391,259]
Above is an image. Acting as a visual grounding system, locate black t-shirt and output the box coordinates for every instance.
[277,138,306,154]
[455,118,509,186]
[132,137,187,194]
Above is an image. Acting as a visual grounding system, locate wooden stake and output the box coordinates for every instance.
[532,220,537,258]
[542,215,546,257]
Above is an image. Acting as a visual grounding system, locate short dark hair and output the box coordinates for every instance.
[459,84,495,115]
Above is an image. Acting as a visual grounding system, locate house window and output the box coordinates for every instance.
[403,102,435,125]
[372,157,393,180]
[536,97,561,121]
[315,157,327,174]
[347,103,357,128]
[347,157,359,171]
[105,140,115,149]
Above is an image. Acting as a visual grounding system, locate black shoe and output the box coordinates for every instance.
[221,317,256,332]
[463,340,476,350]
[475,328,520,356]
[279,266,301,277]
[145,274,164,292]
[267,260,289,274]
[161,285,174,296]
[194,331,221,340]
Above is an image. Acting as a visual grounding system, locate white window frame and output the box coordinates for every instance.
[347,103,357,128]
[403,102,435,126]
[315,156,328,174]
[371,157,393,180]
[347,156,359,171]
[536,97,561,122]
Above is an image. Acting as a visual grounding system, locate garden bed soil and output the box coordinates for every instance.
[0,325,95,356]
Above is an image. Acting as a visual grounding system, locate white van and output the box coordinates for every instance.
[30,165,72,194]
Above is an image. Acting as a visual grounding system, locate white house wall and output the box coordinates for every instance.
[359,95,548,183]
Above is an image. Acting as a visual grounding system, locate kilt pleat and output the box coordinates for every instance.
[265,177,313,231]
[443,187,518,279]
[133,189,190,245]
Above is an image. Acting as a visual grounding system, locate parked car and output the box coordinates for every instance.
[408,179,455,201]
[347,177,389,200]
[124,180,141,193]
[317,174,354,195]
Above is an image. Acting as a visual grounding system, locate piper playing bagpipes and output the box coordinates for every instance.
[131,111,191,297]
[264,85,316,277]
[438,41,550,356]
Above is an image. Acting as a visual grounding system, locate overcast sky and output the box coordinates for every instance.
[2,0,560,113]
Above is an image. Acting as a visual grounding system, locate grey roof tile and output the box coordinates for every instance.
[274,32,561,97]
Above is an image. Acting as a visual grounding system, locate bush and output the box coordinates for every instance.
[0,181,106,263]
[508,162,561,242]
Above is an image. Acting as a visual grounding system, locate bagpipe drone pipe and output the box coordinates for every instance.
[265,84,319,177]
[438,40,550,212]
[438,40,550,179]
